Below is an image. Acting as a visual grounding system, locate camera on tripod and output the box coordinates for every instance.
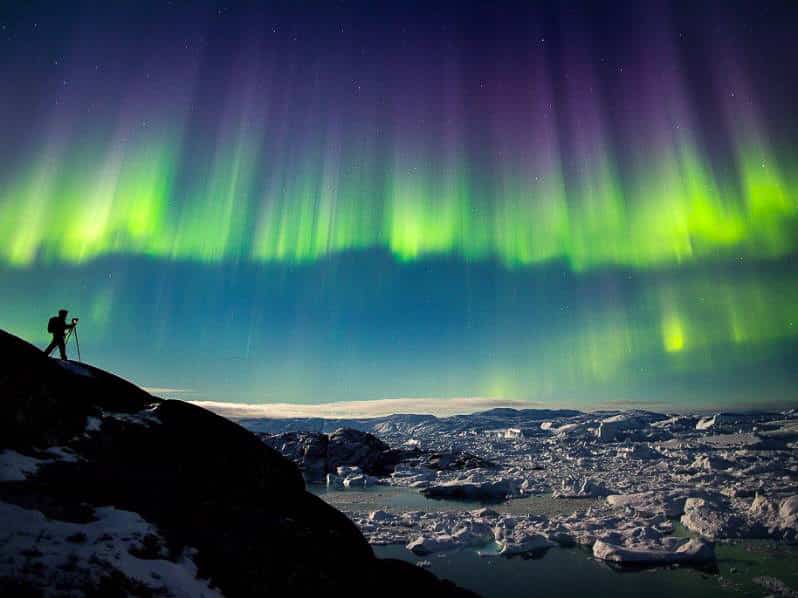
[63,317,82,361]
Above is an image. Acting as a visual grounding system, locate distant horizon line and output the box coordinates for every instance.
[184,396,795,421]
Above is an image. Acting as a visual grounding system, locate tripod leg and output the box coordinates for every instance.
[73,328,81,362]
[62,329,72,360]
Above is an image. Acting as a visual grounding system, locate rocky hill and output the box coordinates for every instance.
[0,330,475,597]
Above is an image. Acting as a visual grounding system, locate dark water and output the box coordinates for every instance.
[311,485,798,597]
[374,542,798,598]
[309,484,597,516]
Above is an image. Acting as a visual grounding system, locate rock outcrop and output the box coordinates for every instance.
[0,330,474,597]
[261,427,404,481]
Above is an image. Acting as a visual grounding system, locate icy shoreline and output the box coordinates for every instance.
[253,408,798,566]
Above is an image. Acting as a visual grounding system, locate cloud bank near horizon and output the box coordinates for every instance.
[190,397,539,419]
[186,396,796,420]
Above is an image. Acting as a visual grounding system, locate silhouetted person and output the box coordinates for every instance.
[44,309,76,360]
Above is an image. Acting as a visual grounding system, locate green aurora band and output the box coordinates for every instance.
[1,129,796,269]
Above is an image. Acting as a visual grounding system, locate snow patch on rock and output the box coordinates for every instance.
[0,501,222,597]
[0,450,45,481]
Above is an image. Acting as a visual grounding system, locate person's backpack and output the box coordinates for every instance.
[47,316,58,334]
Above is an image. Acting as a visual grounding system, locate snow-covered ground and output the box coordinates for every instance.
[0,501,222,597]
[0,448,80,482]
[1,399,221,596]
[0,450,47,482]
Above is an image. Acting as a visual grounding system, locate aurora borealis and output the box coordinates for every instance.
[1,1,796,411]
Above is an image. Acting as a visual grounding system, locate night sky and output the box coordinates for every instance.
[1,1,796,412]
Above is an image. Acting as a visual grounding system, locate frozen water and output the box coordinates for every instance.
[251,407,798,558]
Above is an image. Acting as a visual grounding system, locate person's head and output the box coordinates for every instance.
[58,309,68,319]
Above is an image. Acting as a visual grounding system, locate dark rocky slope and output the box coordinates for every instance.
[0,330,475,597]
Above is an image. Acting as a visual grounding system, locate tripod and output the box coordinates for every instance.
[64,324,82,362]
